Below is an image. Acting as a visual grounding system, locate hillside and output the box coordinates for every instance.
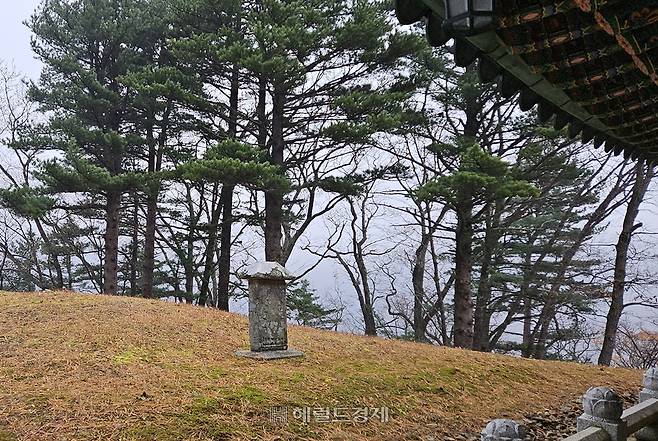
[0,292,642,441]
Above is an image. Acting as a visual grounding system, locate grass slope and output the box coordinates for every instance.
[0,292,642,440]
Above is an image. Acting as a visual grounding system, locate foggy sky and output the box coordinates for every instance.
[1,1,42,78]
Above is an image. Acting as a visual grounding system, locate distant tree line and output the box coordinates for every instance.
[0,0,655,365]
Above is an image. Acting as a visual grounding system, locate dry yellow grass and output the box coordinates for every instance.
[0,291,643,440]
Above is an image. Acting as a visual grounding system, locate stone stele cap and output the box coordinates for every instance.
[239,261,296,281]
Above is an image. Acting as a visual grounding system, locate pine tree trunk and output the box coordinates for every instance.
[472,241,493,351]
[129,191,139,296]
[532,297,556,358]
[453,196,474,348]
[0,253,6,290]
[185,268,194,304]
[427,231,450,344]
[199,185,223,307]
[64,254,71,290]
[34,219,64,289]
[265,85,285,263]
[142,114,168,299]
[265,194,284,262]
[473,204,500,351]
[142,188,159,298]
[532,248,578,358]
[521,298,532,355]
[598,164,654,366]
[521,254,533,357]
[598,233,632,366]
[355,246,377,336]
[453,67,479,349]
[217,185,234,311]
[185,187,196,305]
[215,64,239,310]
[103,191,121,295]
[412,232,431,342]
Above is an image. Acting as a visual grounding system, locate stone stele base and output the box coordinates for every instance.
[235,349,304,360]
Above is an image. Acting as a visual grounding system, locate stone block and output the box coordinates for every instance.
[481,419,527,441]
[235,349,304,360]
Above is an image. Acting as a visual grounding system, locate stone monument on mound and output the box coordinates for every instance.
[235,261,304,360]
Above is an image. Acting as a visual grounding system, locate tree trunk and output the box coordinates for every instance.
[129,191,139,296]
[265,85,285,263]
[103,191,121,295]
[216,64,239,310]
[429,234,450,345]
[598,164,654,366]
[142,187,159,298]
[521,251,533,357]
[532,172,629,359]
[362,302,377,336]
[531,252,576,358]
[472,241,493,351]
[34,219,64,289]
[453,195,474,348]
[520,298,532,348]
[217,185,234,311]
[142,109,169,299]
[412,230,431,342]
[66,254,72,290]
[453,66,479,349]
[185,186,196,305]
[355,247,376,336]
[198,185,222,307]
[185,268,194,304]
[473,203,501,351]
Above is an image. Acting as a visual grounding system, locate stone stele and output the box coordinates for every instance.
[235,261,304,360]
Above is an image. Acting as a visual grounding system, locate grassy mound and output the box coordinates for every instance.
[0,292,642,440]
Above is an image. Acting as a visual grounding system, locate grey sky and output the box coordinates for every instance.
[1,0,42,78]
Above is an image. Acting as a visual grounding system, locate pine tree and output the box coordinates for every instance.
[118,0,207,299]
[183,0,411,268]
[417,143,538,348]
[27,0,164,294]
[287,280,342,329]
[171,0,244,307]
[484,137,606,355]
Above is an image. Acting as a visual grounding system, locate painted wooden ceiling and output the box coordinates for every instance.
[396,0,658,163]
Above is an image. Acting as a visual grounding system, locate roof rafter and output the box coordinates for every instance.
[395,0,658,163]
